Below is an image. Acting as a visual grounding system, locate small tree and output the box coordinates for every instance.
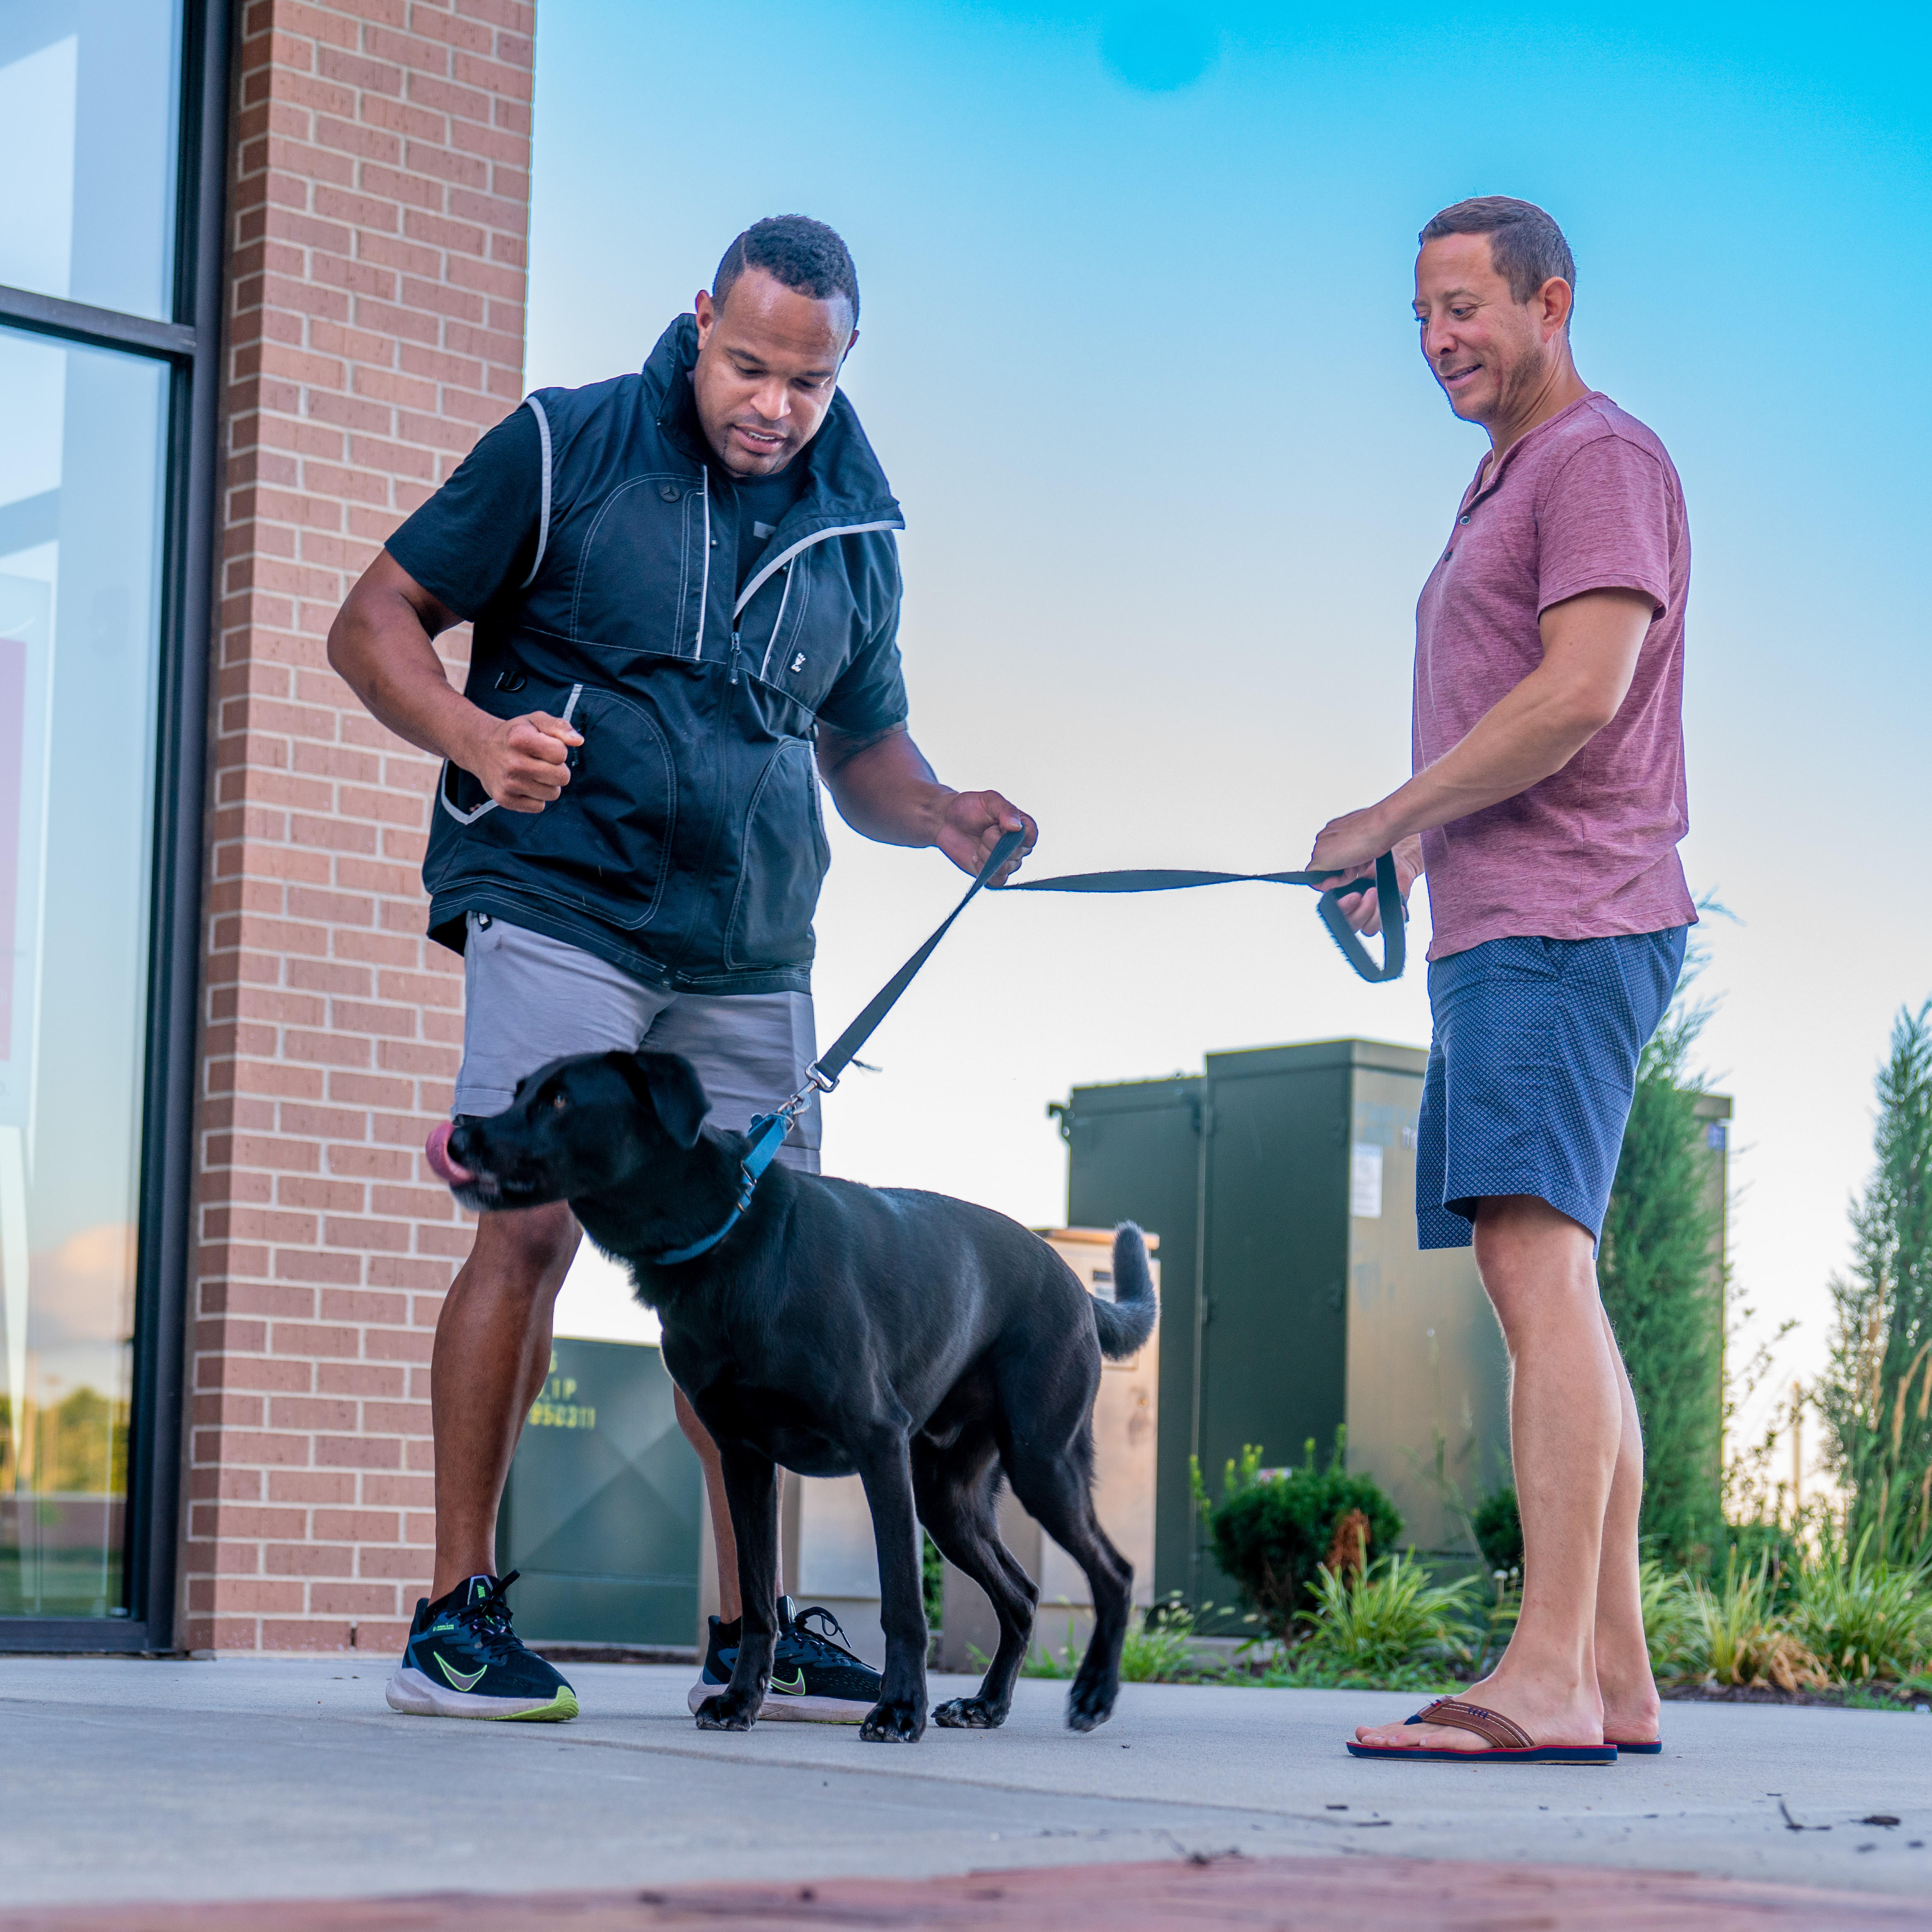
[1818,999,1932,1562]
[1598,993,1726,1566]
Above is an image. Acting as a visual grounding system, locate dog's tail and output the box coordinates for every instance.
[1090,1223,1158,1360]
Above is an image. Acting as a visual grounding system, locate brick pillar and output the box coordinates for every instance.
[185,0,535,1653]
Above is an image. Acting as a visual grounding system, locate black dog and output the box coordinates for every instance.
[433,1048,1156,1742]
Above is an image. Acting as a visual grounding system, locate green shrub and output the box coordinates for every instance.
[1722,1520,1805,1606]
[1120,1599,1206,1683]
[1470,1484,1523,1574]
[1020,1601,1219,1684]
[1682,1551,1827,1691]
[922,1533,944,1629]
[1294,1554,1481,1677]
[1639,1557,1699,1678]
[1788,1533,1932,1684]
[1193,1435,1402,1638]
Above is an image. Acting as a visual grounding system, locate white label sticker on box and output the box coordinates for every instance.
[1350,1142,1384,1219]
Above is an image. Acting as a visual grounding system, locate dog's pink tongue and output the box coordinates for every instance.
[425,1121,474,1186]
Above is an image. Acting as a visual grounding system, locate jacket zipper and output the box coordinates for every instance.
[695,470,711,658]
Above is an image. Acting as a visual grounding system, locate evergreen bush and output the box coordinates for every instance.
[1818,999,1932,1562]
[1193,1434,1402,1637]
[1470,1483,1523,1574]
[1598,988,1726,1567]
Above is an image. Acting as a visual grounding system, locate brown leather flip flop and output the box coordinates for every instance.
[1347,1696,1616,1763]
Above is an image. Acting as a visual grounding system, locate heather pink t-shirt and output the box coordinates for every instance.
[1413,392,1696,960]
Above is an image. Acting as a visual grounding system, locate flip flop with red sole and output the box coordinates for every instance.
[1348,1696,1615,1764]
[1399,1706,1658,1755]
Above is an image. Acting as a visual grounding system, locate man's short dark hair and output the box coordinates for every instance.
[713,215,860,326]
[1418,197,1576,308]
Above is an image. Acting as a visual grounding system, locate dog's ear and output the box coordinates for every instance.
[609,1050,709,1150]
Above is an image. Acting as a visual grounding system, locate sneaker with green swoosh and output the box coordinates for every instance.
[687,1595,881,1724]
[385,1571,578,1721]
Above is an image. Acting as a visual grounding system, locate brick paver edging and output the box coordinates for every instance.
[2,1855,1927,1931]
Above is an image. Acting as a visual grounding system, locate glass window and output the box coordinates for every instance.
[0,0,185,321]
[0,325,168,1616]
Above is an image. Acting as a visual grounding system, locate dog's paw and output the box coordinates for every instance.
[694,1690,759,1732]
[859,1697,926,1743]
[1065,1677,1117,1733]
[933,1696,1006,1730]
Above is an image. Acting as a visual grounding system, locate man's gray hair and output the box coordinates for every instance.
[1419,197,1576,309]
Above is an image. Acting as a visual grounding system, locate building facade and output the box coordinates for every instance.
[1,0,537,1654]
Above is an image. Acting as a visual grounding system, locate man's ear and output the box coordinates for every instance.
[611,1050,709,1149]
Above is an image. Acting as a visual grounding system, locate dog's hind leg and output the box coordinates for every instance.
[695,1440,779,1732]
[917,1438,1037,1730]
[854,1425,929,1743]
[1001,1431,1134,1733]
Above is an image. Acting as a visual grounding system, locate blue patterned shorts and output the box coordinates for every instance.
[1416,927,1688,1249]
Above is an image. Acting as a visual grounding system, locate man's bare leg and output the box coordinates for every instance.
[1594,1309,1661,1742]
[676,1382,786,1623]
[1355,1193,1616,1750]
[429,1203,579,1600]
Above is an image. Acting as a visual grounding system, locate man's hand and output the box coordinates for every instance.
[1307,830,1424,934]
[817,723,1037,880]
[1305,586,1653,931]
[463,711,584,813]
[937,788,1037,883]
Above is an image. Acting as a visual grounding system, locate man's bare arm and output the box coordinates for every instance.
[1308,586,1655,927]
[326,551,581,814]
[815,722,1037,881]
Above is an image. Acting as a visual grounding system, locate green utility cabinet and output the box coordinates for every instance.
[495,1338,703,1646]
[1056,1039,1509,1620]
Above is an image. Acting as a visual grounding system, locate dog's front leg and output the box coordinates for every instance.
[856,1430,927,1743]
[694,1440,779,1732]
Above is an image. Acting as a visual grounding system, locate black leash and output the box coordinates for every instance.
[648,844,1399,1264]
[804,834,1402,1097]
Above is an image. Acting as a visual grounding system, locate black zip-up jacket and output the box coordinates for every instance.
[419,316,907,995]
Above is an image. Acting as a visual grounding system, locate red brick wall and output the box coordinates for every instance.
[183,0,535,1653]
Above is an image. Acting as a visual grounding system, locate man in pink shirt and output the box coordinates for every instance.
[1311,197,1694,1764]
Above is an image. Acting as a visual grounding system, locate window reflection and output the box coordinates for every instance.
[0,326,166,1616]
[0,0,184,321]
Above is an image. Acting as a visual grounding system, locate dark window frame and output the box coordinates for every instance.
[0,0,230,1653]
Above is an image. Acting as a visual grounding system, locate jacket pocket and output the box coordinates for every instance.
[723,737,827,971]
[426,675,677,932]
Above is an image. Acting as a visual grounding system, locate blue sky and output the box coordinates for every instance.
[528,2,1932,1464]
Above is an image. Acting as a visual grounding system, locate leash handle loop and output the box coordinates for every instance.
[1314,851,1406,984]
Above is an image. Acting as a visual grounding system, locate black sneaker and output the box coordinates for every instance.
[686,1595,882,1724]
[385,1571,579,1721]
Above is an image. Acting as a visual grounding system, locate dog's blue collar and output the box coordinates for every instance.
[647,1112,791,1266]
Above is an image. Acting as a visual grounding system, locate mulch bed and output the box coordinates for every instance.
[4,1855,1929,1932]
[1664,1682,1932,1708]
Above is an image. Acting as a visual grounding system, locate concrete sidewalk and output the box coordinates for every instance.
[2,1658,1928,1913]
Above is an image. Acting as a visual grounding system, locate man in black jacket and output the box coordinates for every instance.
[329,216,1035,1723]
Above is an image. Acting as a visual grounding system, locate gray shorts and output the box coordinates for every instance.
[454,914,821,1171]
